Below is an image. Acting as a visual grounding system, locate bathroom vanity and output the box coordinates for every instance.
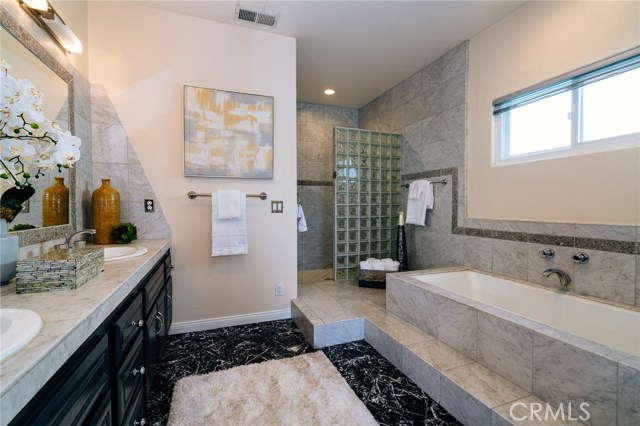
[0,239,172,426]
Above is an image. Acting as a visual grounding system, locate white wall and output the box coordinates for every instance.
[468,1,640,225]
[50,0,88,79]
[88,2,297,324]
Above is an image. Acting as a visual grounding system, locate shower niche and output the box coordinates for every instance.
[334,127,401,280]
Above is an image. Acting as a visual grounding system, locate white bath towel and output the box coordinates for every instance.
[406,180,433,226]
[211,192,248,257]
[384,261,400,272]
[297,204,308,232]
[370,259,386,271]
[359,260,373,270]
[217,190,243,219]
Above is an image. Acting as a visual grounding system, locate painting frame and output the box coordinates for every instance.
[183,85,274,179]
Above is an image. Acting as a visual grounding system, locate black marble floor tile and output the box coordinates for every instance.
[145,319,314,425]
[145,320,462,426]
[322,341,462,426]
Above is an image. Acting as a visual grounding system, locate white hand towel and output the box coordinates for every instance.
[424,181,434,210]
[211,192,248,257]
[406,180,433,226]
[297,204,308,232]
[217,190,244,219]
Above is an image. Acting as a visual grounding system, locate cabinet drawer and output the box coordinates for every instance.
[143,263,164,315]
[116,333,145,425]
[121,386,146,426]
[112,293,144,366]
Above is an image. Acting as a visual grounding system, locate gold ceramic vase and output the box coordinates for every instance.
[92,179,120,244]
[42,177,69,227]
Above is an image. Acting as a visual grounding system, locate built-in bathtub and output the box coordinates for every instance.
[387,268,640,426]
[413,270,640,357]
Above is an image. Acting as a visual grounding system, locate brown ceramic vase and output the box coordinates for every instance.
[42,177,69,227]
[92,179,120,244]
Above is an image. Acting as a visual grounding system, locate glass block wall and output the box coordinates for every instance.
[334,127,401,280]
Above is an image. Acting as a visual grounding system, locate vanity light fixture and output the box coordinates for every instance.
[20,0,83,54]
[22,0,48,11]
[324,89,336,95]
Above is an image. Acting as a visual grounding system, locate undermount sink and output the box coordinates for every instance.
[0,309,43,362]
[103,246,148,262]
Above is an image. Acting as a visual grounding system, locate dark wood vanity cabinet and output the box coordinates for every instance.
[10,250,173,426]
[9,332,111,426]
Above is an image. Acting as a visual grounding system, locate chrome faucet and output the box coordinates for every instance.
[542,268,572,291]
[56,229,96,250]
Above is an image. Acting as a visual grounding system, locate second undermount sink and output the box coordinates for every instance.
[0,309,43,362]
[104,246,148,262]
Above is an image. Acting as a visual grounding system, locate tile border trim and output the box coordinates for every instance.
[297,180,334,187]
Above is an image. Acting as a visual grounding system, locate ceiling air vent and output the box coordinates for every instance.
[235,6,278,27]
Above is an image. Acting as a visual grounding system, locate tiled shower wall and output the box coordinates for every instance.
[297,103,358,270]
[359,42,640,308]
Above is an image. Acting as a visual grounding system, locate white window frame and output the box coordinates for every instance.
[493,49,640,166]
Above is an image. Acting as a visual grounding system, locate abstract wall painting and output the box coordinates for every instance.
[184,86,274,179]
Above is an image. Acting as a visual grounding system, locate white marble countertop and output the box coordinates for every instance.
[0,239,171,426]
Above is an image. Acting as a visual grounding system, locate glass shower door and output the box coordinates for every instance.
[334,127,401,280]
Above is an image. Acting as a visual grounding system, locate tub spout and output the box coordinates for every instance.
[542,268,571,291]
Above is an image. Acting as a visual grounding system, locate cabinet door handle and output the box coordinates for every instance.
[131,319,144,328]
[155,312,165,335]
[133,418,146,426]
[132,366,146,376]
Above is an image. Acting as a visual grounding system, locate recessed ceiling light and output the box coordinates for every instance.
[324,89,335,95]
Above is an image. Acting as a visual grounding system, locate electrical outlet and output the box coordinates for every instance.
[275,282,284,296]
[144,199,154,212]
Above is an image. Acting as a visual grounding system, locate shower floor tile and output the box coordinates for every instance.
[145,319,462,426]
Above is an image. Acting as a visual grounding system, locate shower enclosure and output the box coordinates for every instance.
[334,127,402,280]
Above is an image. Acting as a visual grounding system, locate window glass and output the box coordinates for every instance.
[581,67,640,142]
[494,53,640,164]
[508,92,571,156]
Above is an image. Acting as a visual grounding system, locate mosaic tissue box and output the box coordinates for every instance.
[16,247,105,293]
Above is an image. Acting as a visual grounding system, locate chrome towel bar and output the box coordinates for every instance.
[400,179,447,188]
[187,191,267,200]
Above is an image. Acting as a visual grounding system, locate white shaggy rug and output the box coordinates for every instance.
[167,351,378,426]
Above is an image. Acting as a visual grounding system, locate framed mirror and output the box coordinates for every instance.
[1,8,76,245]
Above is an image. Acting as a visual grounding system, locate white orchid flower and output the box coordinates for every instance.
[0,61,82,188]
[56,131,81,148]
[51,144,80,165]
[1,139,36,159]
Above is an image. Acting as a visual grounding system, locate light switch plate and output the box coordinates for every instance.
[271,201,283,213]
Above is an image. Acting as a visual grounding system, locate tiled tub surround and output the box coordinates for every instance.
[0,239,171,426]
[387,268,640,426]
[294,281,586,426]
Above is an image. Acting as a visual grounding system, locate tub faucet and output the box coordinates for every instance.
[56,229,96,250]
[542,268,572,291]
